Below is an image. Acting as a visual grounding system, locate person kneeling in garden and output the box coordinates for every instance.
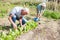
[34,2,46,22]
[8,6,29,30]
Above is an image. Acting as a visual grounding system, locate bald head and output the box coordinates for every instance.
[21,8,29,15]
[42,3,46,8]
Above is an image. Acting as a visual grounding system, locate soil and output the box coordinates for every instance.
[16,17,60,40]
[0,17,60,40]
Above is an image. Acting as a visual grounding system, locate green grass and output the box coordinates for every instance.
[43,10,60,19]
[0,1,38,18]
[0,2,16,17]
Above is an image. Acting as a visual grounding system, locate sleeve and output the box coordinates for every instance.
[9,8,16,16]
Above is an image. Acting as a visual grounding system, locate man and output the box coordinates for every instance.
[8,6,29,30]
[34,3,46,22]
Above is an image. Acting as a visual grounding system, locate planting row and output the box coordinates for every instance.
[0,21,38,40]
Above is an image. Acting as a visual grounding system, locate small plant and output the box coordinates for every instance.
[0,20,38,40]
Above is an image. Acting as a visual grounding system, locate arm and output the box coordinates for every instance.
[41,7,46,16]
[19,17,26,28]
[8,14,14,25]
[19,16,22,27]
[36,8,39,18]
[42,5,46,15]
[8,14,17,30]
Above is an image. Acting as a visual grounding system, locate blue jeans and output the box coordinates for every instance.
[12,15,27,25]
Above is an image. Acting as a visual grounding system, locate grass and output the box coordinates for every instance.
[0,1,41,18]
[0,2,36,17]
[43,10,60,19]
[0,2,60,20]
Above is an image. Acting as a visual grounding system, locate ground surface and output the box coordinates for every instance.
[16,18,60,40]
[0,17,60,40]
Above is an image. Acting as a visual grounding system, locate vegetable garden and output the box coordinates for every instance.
[0,1,60,40]
[0,21,38,40]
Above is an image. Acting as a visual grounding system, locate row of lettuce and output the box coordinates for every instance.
[0,21,38,40]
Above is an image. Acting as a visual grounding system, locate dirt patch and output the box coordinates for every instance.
[16,18,60,40]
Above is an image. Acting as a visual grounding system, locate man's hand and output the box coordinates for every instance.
[13,24,17,30]
[22,25,25,28]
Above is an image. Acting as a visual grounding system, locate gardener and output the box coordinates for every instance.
[34,2,46,22]
[8,6,29,30]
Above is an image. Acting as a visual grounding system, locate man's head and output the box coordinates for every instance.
[21,8,29,15]
[41,3,46,8]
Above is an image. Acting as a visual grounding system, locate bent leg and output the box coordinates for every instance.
[22,17,27,25]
